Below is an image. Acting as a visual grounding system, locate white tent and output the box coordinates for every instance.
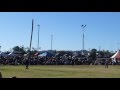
[111,50,120,62]
[8,52,19,57]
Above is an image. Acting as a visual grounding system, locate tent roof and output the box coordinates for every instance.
[111,50,120,59]
[34,52,39,56]
[39,52,55,57]
[8,52,20,56]
[72,52,79,56]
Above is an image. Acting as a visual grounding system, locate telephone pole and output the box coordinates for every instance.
[37,24,40,51]
[81,25,86,55]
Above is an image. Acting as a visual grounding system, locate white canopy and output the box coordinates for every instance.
[8,52,19,57]
[111,50,120,61]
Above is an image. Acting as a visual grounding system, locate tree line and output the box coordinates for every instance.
[3,46,114,60]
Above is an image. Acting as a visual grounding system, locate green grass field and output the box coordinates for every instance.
[0,65,120,78]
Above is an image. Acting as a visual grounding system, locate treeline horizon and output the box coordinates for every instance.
[0,45,116,54]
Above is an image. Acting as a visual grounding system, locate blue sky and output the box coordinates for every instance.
[0,12,120,52]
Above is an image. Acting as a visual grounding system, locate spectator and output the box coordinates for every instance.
[25,59,29,69]
[105,59,109,68]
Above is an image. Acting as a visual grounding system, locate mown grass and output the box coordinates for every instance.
[0,65,120,78]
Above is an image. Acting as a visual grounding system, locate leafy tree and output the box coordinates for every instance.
[12,46,26,54]
[90,49,97,61]
[13,46,20,52]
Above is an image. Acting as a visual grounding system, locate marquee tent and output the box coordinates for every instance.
[111,50,120,61]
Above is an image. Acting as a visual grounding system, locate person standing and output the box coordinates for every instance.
[105,59,109,68]
[25,58,29,69]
